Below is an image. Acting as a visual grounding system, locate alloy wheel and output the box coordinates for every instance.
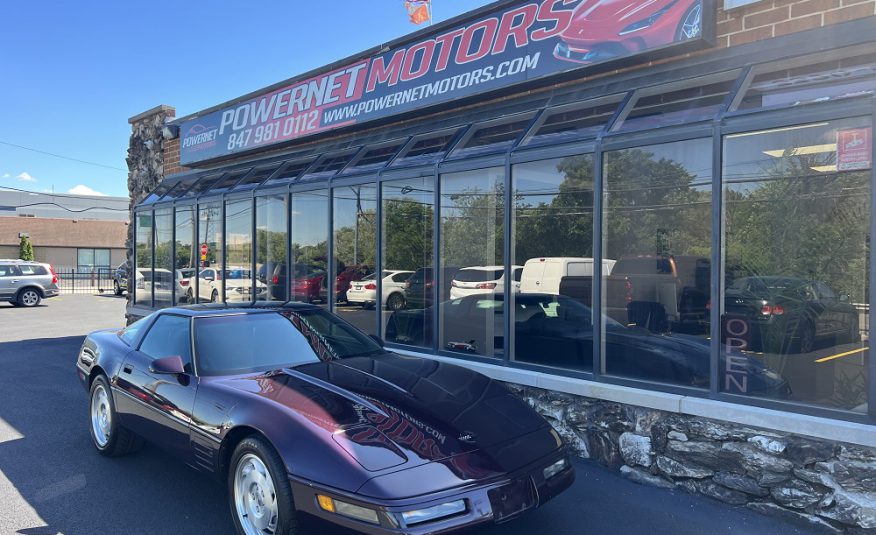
[234,453,278,535]
[90,383,112,448]
[20,290,40,307]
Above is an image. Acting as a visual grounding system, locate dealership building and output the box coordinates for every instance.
[127,0,876,529]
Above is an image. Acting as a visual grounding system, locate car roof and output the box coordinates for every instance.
[161,300,322,317]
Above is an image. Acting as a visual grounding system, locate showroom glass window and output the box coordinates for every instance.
[289,190,329,308]
[256,195,288,302]
[382,176,434,348]
[225,199,254,303]
[722,118,871,412]
[134,211,153,306]
[439,167,505,358]
[511,155,596,371]
[333,184,377,334]
[197,203,222,303]
[602,139,713,387]
[174,206,195,305]
[153,209,174,308]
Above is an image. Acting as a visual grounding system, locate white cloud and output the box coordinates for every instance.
[16,172,36,182]
[67,184,106,196]
[1,173,9,179]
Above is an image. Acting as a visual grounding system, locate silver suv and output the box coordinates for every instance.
[0,260,61,307]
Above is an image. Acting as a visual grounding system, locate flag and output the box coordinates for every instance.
[405,0,431,25]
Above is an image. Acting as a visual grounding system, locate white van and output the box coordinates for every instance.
[519,257,616,295]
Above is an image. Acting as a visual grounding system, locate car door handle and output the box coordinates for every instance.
[122,364,133,374]
[11,280,19,283]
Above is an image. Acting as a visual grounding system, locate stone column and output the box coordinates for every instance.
[125,105,175,312]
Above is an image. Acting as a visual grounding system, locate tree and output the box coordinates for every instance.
[18,236,34,261]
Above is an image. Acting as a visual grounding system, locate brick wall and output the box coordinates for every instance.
[164,137,187,175]
[717,0,876,47]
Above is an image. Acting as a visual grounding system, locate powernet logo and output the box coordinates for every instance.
[182,123,219,152]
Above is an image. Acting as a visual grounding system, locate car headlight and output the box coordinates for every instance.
[401,500,466,526]
[619,0,676,35]
[317,495,380,525]
[543,458,569,480]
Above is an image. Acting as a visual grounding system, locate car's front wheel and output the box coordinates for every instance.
[89,375,142,456]
[229,437,298,535]
[17,289,41,307]
[114,280,122,296]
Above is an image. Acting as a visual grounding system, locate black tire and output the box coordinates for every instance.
[795,321,816,354]
[675,1,702,41]
[846,317,861,344]
[211,289,219,303]
[186,288,194,304]
[386,292,406,311]
[17,288,41,307]
[88,375,142,457]
[228,436,298,535]
[114,280,122,296]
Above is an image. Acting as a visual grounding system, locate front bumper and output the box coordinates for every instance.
[290,448,574,534]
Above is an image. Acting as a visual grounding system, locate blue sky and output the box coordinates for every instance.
[0,1,488,198]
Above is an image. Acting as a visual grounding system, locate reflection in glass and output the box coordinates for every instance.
[175,206,196,305]
[153,209,173,308]
[722,118,871,412]
[256,195,288,301]
[134,211,153,306]
[196,203,222,303]
[439,167,504,358]
[603,139,713,387]
[382,177,433,347]
[333,185,377,334]
[289,190,329,307]
[225,200,255,302]
[511,155,595,370]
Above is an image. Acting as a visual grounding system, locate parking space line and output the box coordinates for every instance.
[815,347,868,363]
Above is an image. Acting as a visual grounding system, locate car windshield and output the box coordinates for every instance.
[455,269,503,282]
[223,269,250,280]
[194,309,384,376]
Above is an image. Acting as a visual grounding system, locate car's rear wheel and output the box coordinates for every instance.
[795,321,816,354]
[89,375,142,457]
[229,437,297,535]
[17,289,41,307]
[386,292,406,311]
[114,280,122,296]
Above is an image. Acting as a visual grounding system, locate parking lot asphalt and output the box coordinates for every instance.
[0,294,825,535]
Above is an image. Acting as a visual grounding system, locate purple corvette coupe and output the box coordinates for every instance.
[76,303,574,534]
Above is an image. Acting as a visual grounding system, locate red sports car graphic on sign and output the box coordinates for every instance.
[554,0,703,64]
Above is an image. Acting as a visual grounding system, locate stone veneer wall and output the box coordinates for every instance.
[506,383,876,533]
[125,105,175,311]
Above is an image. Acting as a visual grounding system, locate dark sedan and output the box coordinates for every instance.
[75,303,574,535]
[386,293,790,397]
[723,276,860,354]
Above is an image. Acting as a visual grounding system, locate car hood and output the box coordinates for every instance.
[216,353,552,477]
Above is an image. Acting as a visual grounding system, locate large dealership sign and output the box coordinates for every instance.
[180,0,710,165]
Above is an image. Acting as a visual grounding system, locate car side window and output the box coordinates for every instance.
[815,282,836,301]
[0,264,14,277]
[139,314,193,372]
[392,273,409,282]
[18,265,46,276]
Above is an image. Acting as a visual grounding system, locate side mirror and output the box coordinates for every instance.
[150,355,186,375]
[369,334,385,347]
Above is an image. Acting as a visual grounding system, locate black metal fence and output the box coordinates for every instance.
[56,268,116,294]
